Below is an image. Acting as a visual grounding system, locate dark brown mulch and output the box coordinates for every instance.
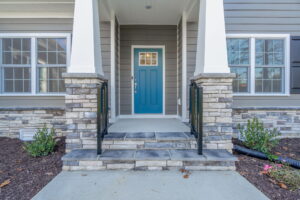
[233,138,300,200]
[0,137,65,200]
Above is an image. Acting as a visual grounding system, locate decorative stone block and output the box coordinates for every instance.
[79,161,103,166]
[135,161,167,167]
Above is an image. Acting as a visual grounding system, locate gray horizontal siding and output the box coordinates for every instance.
[224,0,300,35]
[187,22,197,114]
[233,95,300,107]
[0,18,73,32]
[120,25,177,115]
[224,0,300,107]
[0,96,65,107]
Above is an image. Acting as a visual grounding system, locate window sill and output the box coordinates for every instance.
[0,94,66,97]
[233,93,290,97]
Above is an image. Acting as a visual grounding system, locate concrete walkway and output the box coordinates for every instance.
[108,118,190,133]
[33,171,269,200]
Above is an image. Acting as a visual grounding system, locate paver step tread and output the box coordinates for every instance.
[62,149,237,162]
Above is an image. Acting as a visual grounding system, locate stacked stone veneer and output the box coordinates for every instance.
[63,73,107,152]
[192,73,235,152]
[233,108,300,138]
[0,108,66,138]
[63,159,236,171]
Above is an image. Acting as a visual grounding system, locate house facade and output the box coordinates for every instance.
[0,0,300,168]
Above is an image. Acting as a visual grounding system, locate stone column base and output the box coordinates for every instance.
[63,73,107,152]
[192,73,235,152]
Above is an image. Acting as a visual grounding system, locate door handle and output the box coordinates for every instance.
[134,79,137,93]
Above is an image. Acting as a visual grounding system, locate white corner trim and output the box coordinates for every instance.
[131,45,166,116]
[181,12,188,122]
[110,11,116,123]
[118,21,121,118]
[227,33,290,96]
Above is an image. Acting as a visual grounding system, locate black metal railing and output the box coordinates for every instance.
[97,81,109,155]
[189,81,203,155]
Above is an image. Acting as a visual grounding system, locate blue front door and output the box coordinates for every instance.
[134,48,163,114]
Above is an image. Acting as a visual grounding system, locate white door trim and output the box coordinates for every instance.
[110,11,116,122]
[131,45,166,116]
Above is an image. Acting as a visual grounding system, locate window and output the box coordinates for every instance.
[139,52,158,66]
[1,38,31,93]
[227,38,250,93]
[255,39,284,93]
[226,34,289,95]
[37,38,67,93]
[0,34,70,95]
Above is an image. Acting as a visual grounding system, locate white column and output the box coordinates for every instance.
[194,0,229,75]
[110,11,116,122]
[69,0,103,75]
[182,12,188,122]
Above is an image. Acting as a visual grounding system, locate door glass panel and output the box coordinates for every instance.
[139,52,158,66]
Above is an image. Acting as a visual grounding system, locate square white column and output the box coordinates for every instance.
[69,0,103,75]
[194,0,229,75]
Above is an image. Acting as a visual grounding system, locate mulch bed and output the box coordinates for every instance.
[234,138,300,200]
[0,137,65,200]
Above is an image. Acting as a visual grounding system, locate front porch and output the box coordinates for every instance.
[62,0,235,171]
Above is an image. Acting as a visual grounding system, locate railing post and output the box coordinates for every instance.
[190,81,203,155]
[97,81,108,155]
[97,86,102,155]
[198,87,203,155]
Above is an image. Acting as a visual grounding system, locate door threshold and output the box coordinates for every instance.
[118,115,180,119]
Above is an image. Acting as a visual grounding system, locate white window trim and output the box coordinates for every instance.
[0,33,71,97]
[226,33,290,97]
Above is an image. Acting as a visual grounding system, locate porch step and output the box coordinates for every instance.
[81,132,197,150]
[62,149,237,171]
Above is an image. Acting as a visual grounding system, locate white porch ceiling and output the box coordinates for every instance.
[0,0,198,24]
[107,0,196,25]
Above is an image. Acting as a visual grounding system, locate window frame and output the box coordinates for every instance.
[138,52,158,66]
[226,34,290,96]
[0,33,71,96]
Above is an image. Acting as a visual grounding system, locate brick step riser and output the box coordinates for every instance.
[63,160,236,171]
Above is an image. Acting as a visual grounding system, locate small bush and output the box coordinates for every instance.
[264,164,300,191]
[24,126,57,157]
[238,118,281,155]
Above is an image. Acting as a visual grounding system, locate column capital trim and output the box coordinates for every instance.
[191,73,236,80]
[62,73,107,81]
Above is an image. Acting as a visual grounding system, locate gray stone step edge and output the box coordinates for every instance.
[104,132,195,141]
[62,149,237,171]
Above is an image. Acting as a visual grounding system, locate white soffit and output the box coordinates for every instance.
[0,0,196,23]
[109,0,195,25]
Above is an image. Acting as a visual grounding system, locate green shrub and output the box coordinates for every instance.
[238,118,281,156]
[24,126,57,157]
